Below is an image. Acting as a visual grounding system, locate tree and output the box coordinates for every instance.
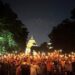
[0,30,18,53]
[39,42,49,52]
[31,42,50,53]
[49,8,75,53]
[71,8,75,19]
[0,1,28,52]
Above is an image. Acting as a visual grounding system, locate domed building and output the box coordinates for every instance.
[25,36,37,54]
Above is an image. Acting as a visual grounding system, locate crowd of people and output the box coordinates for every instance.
[0,50,75,75]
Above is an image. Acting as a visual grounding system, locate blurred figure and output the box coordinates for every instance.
[21,62,30,75]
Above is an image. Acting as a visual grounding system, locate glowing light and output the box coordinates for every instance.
[59,49,62,53]
[33,50,37,56]
[42,52,45,56]
[25,36,37,54]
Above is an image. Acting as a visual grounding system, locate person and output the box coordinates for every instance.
[30,63,37,75]
[40,60,47,75]
[21,62,30,75]
[36,63,41,75]
[64,61,72,75]
[46,60,53,75]
[72,61,75,75]
[16,65,21,75]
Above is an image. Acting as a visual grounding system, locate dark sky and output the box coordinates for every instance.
[1,0,75,45]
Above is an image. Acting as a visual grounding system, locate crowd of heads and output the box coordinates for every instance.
[0,50,75,75]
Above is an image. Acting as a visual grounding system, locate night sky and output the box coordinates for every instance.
[1,0,75,45]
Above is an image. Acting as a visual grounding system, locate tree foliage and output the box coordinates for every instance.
[0,1,28,52]
[49,8,75,52]
[0,30,18,53]
[31,42,50,53]
[71,8,75,19]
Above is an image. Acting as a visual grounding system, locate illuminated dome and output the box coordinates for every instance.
[25,36,37,54]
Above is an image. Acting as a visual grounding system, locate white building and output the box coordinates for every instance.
[25,36,37,54]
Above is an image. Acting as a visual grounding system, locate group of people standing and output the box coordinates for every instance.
[0,52,75,75]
